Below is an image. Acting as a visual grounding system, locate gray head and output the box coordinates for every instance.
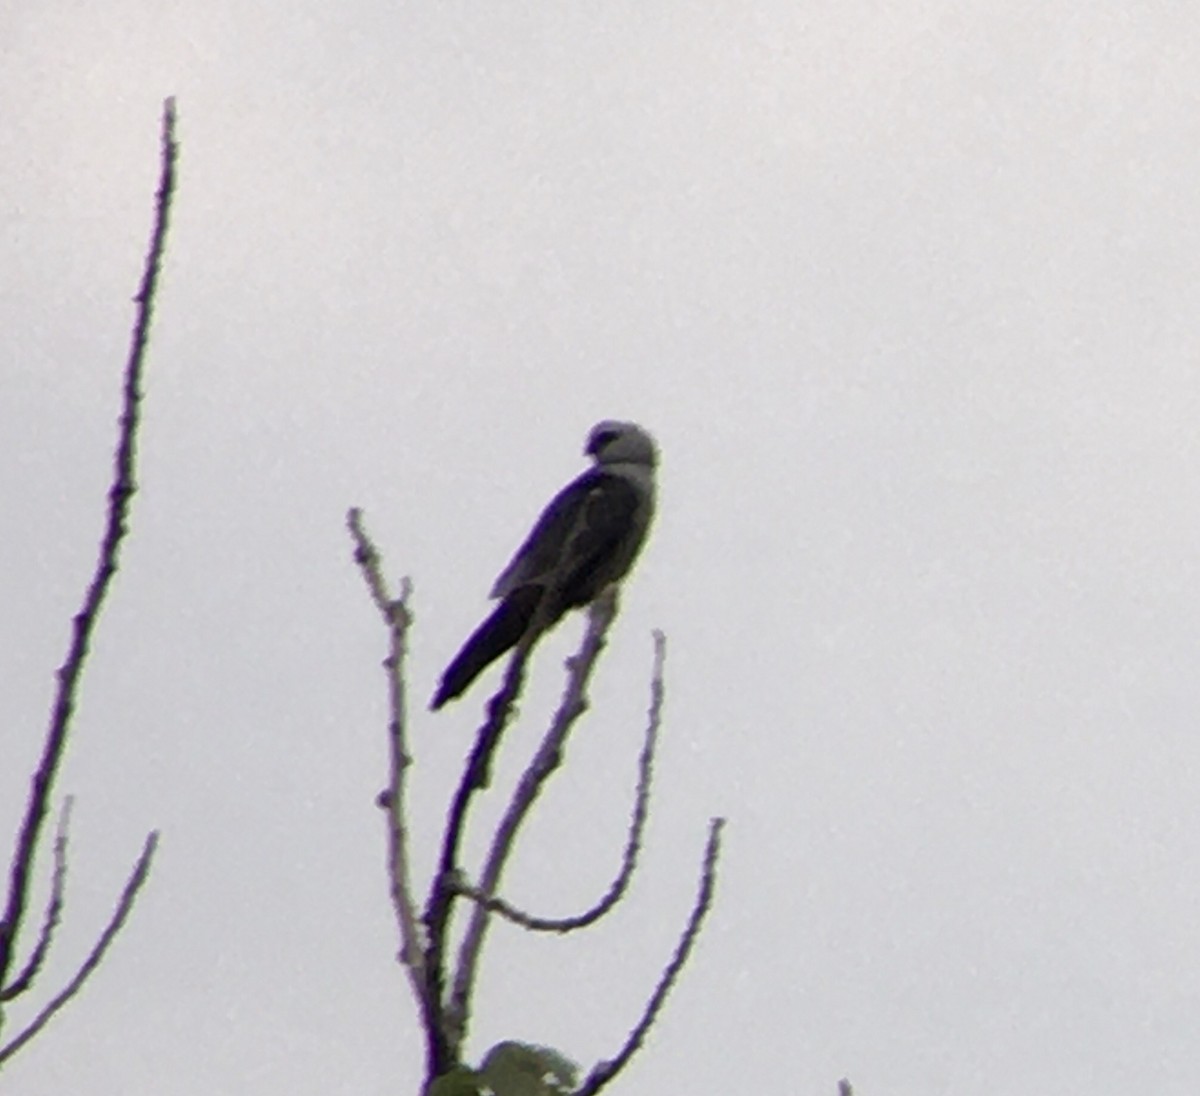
[585,420,658,467]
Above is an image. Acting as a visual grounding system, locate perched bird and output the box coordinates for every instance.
[432,420,658,710]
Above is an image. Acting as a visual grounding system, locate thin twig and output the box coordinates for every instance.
[574,817,726,1096]
[346,510,438,1060]
[347,507,399,617]
[0,800,73,1003]
[452,631,666,934]
[0,97,176,998]
[446,590,619,1051]
[0,831,159,1067]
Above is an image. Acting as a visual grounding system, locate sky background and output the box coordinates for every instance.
[3,2,1200,1094]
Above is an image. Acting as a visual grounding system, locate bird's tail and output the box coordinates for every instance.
[431,587,543,710]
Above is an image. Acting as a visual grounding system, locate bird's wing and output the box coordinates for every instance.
[555,472,648,608]
[490,469,644,600]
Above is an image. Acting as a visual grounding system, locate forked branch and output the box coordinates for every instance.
[351,523,724,1094]
[0,799,73,1003]
[451,631,665,934]
[0,833,158,1067]
[446,590,621,1049]
[0,98,176,1040]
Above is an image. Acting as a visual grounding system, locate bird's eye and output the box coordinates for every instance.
[593,429,619,449]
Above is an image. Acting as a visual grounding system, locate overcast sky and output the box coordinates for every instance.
[3,3,1200,1094]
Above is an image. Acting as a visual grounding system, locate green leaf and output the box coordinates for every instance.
[478,1041,579,1096]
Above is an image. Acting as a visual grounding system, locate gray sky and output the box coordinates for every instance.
[3,2,1200,1093]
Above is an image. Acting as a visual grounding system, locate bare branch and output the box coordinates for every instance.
[575,817,726,1096]
[463,640,533,795]
[0,800,73,1003]
[0,97,176,997]
[0,831,159,1067]
[446,590,620,1052]
[452,631,666,934]
[347,507,401,618]
[346,510,439,1058]
[421,631,535,1076]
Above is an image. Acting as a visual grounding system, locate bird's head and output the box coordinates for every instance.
[585,420,658,467]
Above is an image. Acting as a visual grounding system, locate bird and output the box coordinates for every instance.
[431,420,658,710]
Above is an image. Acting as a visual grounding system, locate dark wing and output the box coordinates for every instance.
[549,473,645,610]
[491,468,607,597]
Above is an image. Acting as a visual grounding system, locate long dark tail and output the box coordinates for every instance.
[431,587,542,710]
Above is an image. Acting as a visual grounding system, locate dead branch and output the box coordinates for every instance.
[0,97,176,1015]
[346,510,439,1056]
[0,800,73,1003]
[574,817,726,1096]
[357,515,722,1092]
[421,632,536,1075]
[451,631,665,934]
[0,831,159,1067]
[446,590,620,1051]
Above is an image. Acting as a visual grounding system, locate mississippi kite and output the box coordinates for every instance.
[432,420,658,710]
